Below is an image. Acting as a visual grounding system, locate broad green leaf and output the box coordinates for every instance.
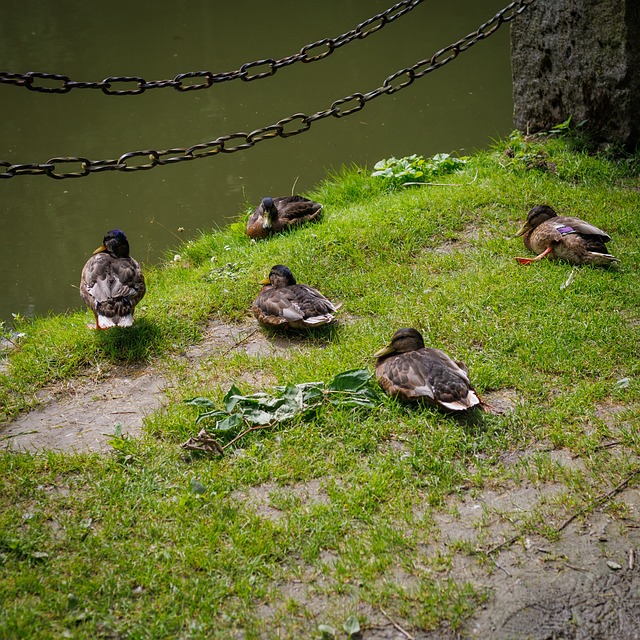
[318,624,336,638]
[195,409,228,425]
[241,408,274,426]
[184,397,217,410]
[273,403,300,422]
[215,414,243,432]
[302,385,324,405]
[328,369,371,392]
[224,384,244,413]
[343,615,360,636]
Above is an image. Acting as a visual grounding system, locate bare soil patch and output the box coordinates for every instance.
[0,319,286,453]
[1,364,166,453]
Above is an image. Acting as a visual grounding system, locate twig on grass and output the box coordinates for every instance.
[485,468,640,555]
[378,608,415,640]
[557,468,640,532]
[219,328,259,358]
[221,422,275,451]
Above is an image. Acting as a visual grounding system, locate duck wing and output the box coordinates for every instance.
[377,348,480,411]
[552,216,612,242]
[253,284,339,326]
[275,196,323,224]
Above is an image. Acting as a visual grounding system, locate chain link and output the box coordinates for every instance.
[0,0,535,180]
[0,0,426,96]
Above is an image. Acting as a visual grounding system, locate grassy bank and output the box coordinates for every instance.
[1,134,639,638]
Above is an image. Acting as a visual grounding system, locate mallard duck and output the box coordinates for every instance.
[374,328,483,412]
[80,229,146,329]
[246,196,323,239]
[515,204,619,266]
[252,264,340,329]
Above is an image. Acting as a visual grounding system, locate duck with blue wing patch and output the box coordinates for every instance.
[515,204,619,266]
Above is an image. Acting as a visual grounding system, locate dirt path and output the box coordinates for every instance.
[0,320,287,454]
[2,321,639,638]
[0,364,166,453]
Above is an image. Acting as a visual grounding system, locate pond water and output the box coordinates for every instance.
[0,0,517,324]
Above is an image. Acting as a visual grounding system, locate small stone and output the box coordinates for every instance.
[607,561,623,570]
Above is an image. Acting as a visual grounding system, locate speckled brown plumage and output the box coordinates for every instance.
[246,196,323,239]
[80,229,146,329]
[252,265,340,330]
[515,204,618,266]
[374,328,481,412]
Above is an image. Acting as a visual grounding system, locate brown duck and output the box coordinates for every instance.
[374,328,483,412]
[515,204,618,266]
[80,229,146,329]
[246,196,323,239]
[252,265,340,330]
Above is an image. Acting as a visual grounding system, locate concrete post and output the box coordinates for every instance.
[510,0,640,147]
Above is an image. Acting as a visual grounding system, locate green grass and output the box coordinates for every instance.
[1,134,639,638]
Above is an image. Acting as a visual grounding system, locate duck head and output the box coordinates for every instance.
[260,264,297,288]
[94,229,131,258]
[260,197,278,229]
[515,205,558,237]
[374,328,425,358]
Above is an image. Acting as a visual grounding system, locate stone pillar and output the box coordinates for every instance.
[510,0,640,147]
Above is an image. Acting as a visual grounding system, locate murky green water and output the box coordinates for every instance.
[0,1,515,323]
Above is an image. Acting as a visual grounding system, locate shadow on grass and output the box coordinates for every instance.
[94,317,163,363]
[259,322,342,348]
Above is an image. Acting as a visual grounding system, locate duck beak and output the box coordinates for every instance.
[514,223,530,237]
[262,210,272,229]
[92,244,107,254]
[373,343,395,358]
[259,276,270,285]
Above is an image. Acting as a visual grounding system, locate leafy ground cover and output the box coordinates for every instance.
[1,134,639,639]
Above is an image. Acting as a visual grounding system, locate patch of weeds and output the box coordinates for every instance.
[107,424,139,465]
[371,153,467,188]
[183,369,378,454]
[500,132,558,173]
[318,615,361,639]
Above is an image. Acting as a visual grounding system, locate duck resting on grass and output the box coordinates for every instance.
[80,229,146,329]
[252,264,340,330]
[514,204,619,266]
[246,196,323,239]
[374,328,488,413]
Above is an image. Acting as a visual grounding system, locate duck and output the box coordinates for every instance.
[246,196,323,239]
[515,204,619,266]
[374,328,484,412]
[80,229,146,329]
[252,264,341,330]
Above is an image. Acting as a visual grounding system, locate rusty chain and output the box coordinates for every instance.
[0,0,426,95]
[0,0,535,180]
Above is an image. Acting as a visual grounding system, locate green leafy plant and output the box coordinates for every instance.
[343,615,361,637]
[183,369,378,454]
[371,152,466,187]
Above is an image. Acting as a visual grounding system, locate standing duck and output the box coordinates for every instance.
[374,328,483,412]
[515,204,619,266]
[252,265,340,330]
[246,196,323,239]
[80,229,146,329]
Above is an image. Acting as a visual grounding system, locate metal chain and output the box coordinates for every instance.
[0,0,535,180]
[0,0,426,96]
